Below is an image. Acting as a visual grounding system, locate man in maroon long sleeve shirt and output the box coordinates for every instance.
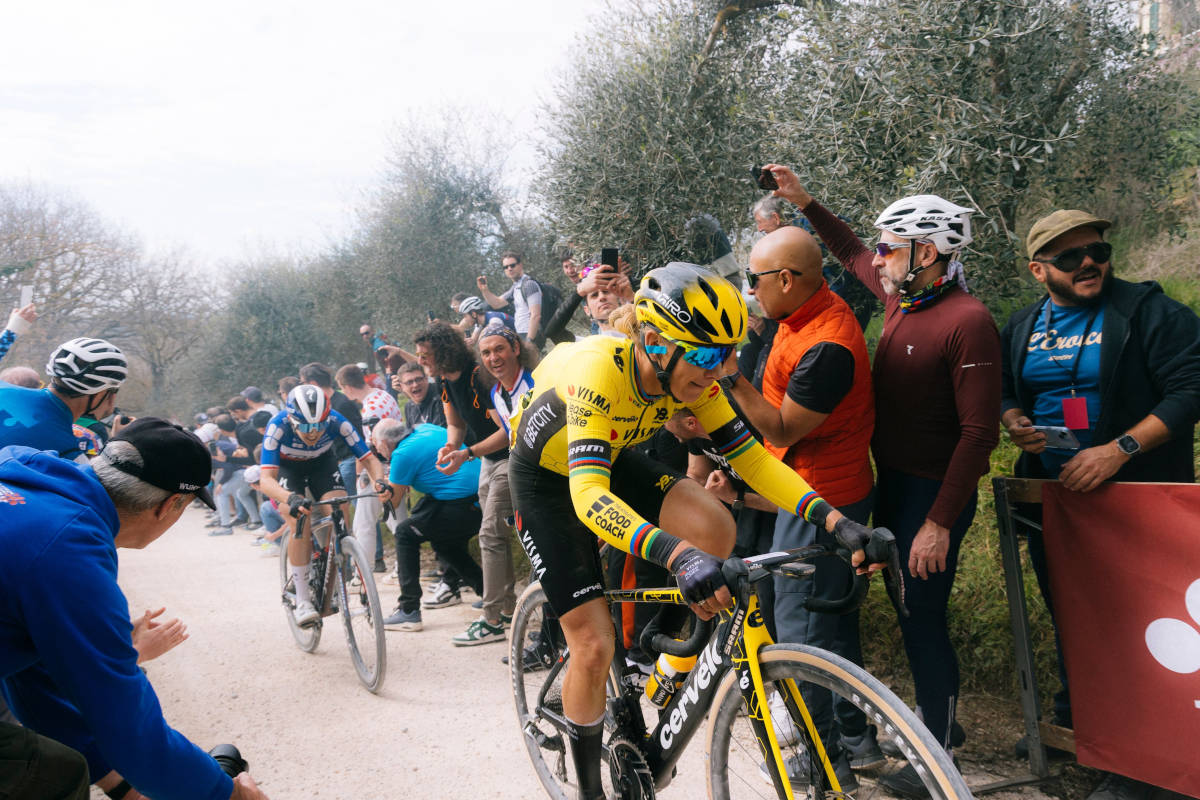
[763,164,1000,795]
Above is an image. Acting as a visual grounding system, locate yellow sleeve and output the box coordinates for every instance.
[563,371,682,567]
[691,384,832,524]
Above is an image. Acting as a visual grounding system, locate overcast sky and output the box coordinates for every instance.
[1,1,607,268]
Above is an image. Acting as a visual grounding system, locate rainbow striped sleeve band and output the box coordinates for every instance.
[796,493,832,527]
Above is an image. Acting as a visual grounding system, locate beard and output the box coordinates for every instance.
[1044,265,1113,307]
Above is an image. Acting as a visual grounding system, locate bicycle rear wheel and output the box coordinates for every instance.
[279,528,321,652]
[337,537,387,694]
[706,644,972,800]
[511,582,630,800]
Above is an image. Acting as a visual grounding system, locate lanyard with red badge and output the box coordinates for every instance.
[1041,298,1100,430]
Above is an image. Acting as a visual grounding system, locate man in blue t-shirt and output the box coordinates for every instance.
[0,420,268,800]
[372,420,484,632]
[1001,210,1200,790]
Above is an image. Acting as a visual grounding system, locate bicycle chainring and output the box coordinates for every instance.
[606,736,655,800]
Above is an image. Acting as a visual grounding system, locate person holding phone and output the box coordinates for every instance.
[0,302,37,365]
[760,164,1000,794]
[998,210,1200,787]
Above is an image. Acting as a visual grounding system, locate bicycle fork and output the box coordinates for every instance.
[732,593,845,800]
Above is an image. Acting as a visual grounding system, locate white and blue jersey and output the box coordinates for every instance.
[260,409,369,468]
[490,367,535,436]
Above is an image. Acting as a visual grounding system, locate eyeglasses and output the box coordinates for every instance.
[1035,241,1112,273]
[293,421,325,434]
[502,262,520,270]
[744,268,803,289]
[662,336,735,370]
[874,241,914,257]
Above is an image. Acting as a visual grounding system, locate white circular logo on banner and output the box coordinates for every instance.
[1145,579,1200,675]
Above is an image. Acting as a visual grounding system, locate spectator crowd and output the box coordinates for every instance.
[1,166,1198,800]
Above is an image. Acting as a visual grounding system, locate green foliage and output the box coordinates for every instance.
[537,0,782,272]
[541,0,1198,309]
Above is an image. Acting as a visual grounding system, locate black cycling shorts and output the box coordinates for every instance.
[274,451,345,500]
[508,449,683,616]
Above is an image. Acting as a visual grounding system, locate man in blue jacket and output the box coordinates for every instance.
[0,419,268,800]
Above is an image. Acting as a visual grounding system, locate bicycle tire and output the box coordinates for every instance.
[706,644,972,800]
[279,528,321,652]
[337,537,387,694]
[511,582,625,800]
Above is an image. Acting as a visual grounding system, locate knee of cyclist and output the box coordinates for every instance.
[569,632,615,677]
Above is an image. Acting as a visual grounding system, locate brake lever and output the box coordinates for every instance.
[866,527,908,618]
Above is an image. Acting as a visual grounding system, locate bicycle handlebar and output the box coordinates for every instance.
[737,532,908,618]
[638,609,716,659]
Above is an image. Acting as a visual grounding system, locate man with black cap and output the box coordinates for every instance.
[1001,209,1200,800]
[0,419,269,800]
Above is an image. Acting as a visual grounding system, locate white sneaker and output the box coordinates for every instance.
[768,690,802,747]
[422,581,462,609]
[293,600,319,627]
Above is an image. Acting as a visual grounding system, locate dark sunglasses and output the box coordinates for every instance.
[1036,241,1112,273]
[744,268,803,289]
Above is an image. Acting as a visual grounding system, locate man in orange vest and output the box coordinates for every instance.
[725,225,880,789]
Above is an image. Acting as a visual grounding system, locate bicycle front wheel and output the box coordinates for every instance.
[279,528,321,652]
[337,537,387,694]
[706,644,972,800]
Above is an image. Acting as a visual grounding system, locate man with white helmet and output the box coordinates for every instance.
[0,337,127,461]
[256,385,391,627]
[762,164,1000,796]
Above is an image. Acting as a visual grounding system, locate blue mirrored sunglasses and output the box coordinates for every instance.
[664,338,734,370]
[294,421,325,433]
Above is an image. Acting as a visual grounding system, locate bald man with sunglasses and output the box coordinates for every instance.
[725,224,880,784]
[999,210,1200,766]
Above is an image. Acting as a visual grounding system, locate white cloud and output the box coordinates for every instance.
[0,0,606,265]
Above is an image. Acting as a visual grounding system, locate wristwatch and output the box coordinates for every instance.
[1116,434,1141,456]
[731,486,746,513]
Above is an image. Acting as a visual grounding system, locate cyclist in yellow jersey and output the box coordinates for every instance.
[508,263,884,800]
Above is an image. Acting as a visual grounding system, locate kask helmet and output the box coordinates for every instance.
[286,385,329,425]
[635,263,746,346]
[874,195,974,254]
[457,296,486,315]
[46,338,127,394]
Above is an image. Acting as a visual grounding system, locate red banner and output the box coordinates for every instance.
[1043,482,1200,798]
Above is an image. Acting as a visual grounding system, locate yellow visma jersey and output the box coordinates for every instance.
[509,335,828,564]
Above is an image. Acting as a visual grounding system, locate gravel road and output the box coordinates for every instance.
[112,506,1056,800]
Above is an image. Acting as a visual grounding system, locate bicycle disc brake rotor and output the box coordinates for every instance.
[607,736,654,800]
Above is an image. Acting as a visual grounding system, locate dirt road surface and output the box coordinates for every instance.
[112,507,1057,799]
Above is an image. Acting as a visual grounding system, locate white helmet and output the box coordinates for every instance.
[286,385,328,425]
[874,195,974,254]
[46,338,128,394]
[458,296,486,315]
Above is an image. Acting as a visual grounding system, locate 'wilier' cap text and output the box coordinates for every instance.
[108,418,215,509]
[1026,210,1112,260]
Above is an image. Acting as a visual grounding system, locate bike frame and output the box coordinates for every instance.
[587,581,845,798]
[293,492,374,616]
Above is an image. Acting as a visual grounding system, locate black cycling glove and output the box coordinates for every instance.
[670,547,726,607]
[833,517,896,565]
[287,493,311,518]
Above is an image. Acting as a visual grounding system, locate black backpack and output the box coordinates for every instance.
[521,278,562,327]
